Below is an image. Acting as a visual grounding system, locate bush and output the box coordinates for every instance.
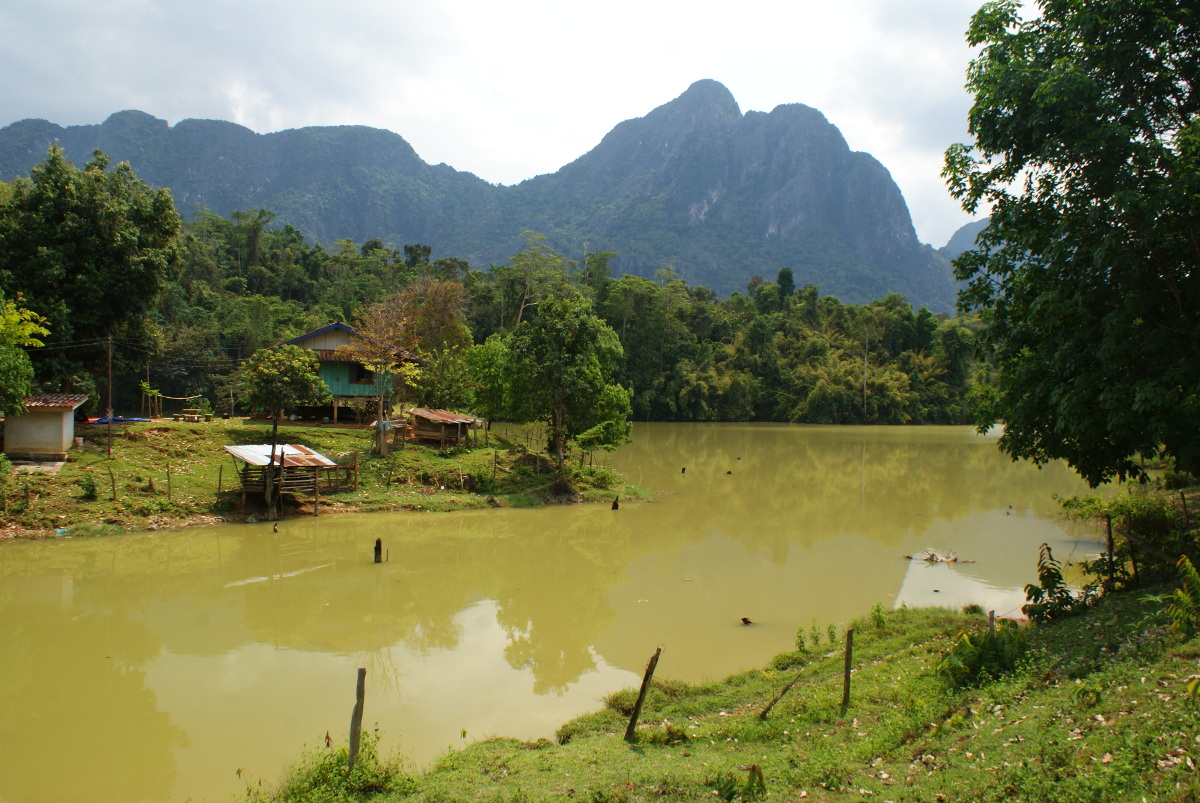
[1023,543,1088,622]
[936,620,1027,688]
[246,730,412,802]
[75,473,98,501]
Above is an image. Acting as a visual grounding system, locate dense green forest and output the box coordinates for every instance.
[108,205,983,426]
[1,174,984,427]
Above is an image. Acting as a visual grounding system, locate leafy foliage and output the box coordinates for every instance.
[1167,556,1200,639]
[1023,543,1088,622]
[937,619,1028,688]
[943,0,1200,486]
[0,146,180,388]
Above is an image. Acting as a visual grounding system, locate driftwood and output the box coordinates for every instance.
[903,549,974,564]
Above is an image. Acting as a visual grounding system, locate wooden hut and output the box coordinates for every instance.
[403,408,483,448]
[282,322,419,422]
[224,444,358,512]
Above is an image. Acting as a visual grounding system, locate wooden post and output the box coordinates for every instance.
[313,466,320,516]
[759,675,802,720]
[841,627,854,709]
[624,647,662,742]
[1106,515,1115,589]
[1126,513,1140,585]
[374,538,382,564]
[348,667,366,769]
[988,610,995,636]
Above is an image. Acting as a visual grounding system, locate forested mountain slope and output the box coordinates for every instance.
[0,80,957,310]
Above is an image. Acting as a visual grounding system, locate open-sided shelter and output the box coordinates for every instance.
[403,408,484,448]
[2,394,89,461]
[224,443,358,511]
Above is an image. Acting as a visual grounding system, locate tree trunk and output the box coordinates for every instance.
[266,410,280,521]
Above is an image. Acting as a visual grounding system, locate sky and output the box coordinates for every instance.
[0,0,989,247]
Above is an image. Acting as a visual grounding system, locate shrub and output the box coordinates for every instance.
[75,473,98,501]
[936,620,1027,688]
[1023,543,1088,622]
[245,730,412,802]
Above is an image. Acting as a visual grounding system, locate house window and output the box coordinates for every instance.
[349,363,376,385]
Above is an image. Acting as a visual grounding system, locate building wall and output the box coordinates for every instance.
[294,329,352,351]
[319,362,385,398]
[3,410,74,459]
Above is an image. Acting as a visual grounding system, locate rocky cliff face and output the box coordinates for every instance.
[0,81,958,310]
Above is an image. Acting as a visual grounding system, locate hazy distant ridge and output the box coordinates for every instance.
[0,80,963,310]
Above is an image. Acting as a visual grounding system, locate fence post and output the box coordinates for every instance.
[624,647,663,742]
[841,628,854,709]
[348,668,367,769]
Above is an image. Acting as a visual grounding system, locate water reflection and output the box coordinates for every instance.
[0,424,1108,802]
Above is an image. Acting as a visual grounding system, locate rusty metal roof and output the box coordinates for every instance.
[223,444,336,467]
[404,407,480,425]
[22,394,89,410]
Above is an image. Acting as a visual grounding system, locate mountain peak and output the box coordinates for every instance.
[676,79,741,115]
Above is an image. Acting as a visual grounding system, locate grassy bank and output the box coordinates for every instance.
[249,589,1200,803]
[0,418,637,538]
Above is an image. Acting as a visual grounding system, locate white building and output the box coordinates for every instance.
[2,394,89,461]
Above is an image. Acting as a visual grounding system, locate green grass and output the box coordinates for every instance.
[247,594,1200,802]
[0,419,634,537]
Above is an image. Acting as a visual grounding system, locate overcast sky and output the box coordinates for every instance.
[0,0,989,246]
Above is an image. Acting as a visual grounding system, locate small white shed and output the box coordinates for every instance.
[2,394,89,461]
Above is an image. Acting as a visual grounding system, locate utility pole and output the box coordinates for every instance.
[107,334,113,459]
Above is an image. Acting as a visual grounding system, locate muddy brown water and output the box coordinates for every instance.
[0,423,1108,802]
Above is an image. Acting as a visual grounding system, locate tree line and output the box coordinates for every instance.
[0,145,986,454]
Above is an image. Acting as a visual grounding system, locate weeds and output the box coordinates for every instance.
[1023,543,1089,622]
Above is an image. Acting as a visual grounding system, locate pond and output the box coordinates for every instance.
[0,424,1107,802]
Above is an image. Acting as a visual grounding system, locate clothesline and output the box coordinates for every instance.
[154,393,204,401]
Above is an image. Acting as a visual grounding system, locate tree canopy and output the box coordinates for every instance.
[0,146,181,389]
[943,0,1200,486]
[0,292,49,414]
[504,293,632,469]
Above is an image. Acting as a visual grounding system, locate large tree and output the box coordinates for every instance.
[943,0,1200,486]
[238,345,332,518]
[0,146,181,388]
[0,292,49,414]
[504,293,631,470]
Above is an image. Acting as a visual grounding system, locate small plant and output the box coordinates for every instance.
[244,730,411,802]
[870,602,887,629]
[809,618,822,647]
[75,473,98,501]
[1167,555,1200,638]
[827,622,838,644]
[936,620,1027,688]
[962,603,985,615]
[1022,543,1087,622]
[707,765,766,802]
[794,628,807,651]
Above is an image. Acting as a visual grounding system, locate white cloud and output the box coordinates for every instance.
[0,0,986,245]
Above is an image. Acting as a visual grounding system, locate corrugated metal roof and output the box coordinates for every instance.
[405,407,480,425]
[223,444,337,467]
[23,394,89,410]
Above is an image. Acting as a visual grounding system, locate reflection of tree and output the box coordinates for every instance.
[0,576,185,803]
[614,422,1101,560]
[492,522,625,694]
